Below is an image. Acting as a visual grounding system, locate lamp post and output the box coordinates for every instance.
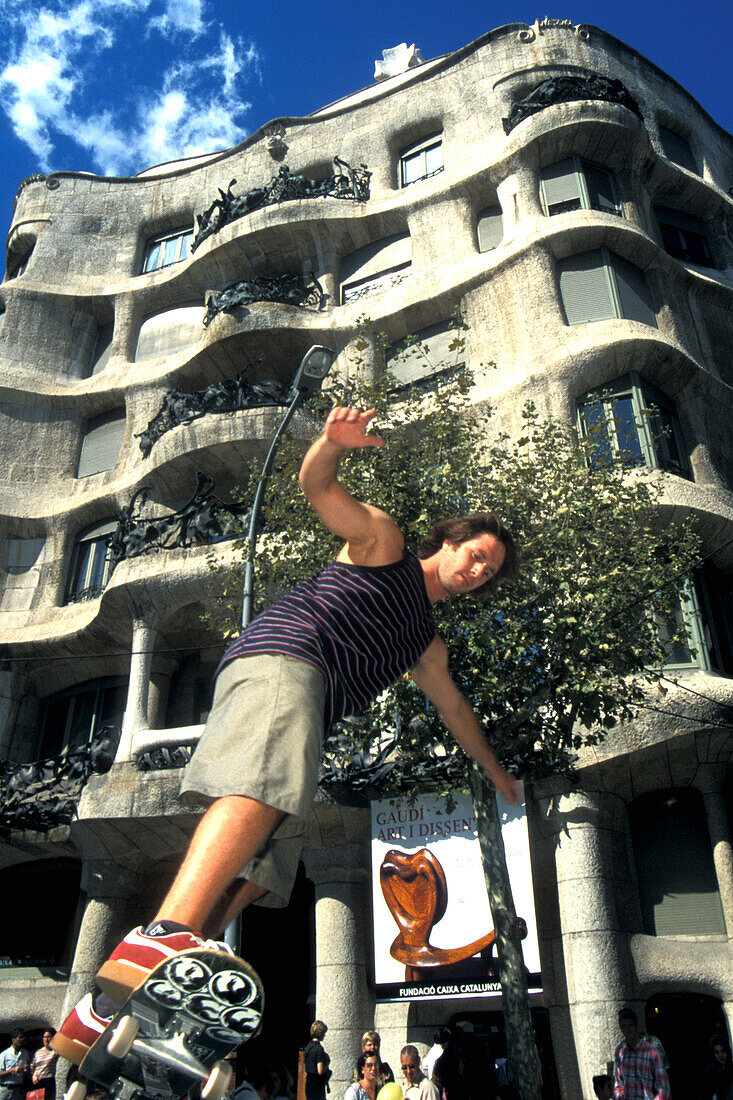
[241,345,336,628]
[224,344,336,952]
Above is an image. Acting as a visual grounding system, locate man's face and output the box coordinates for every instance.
[437,533,506,596]
[401,1053,421,1085]
[619,1017,640,1047]
[363,1040,379,1055]
[714,1044,728,1066]
[11,1035,23,1052]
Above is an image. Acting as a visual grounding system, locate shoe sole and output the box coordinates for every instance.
[96,957,150,1002]
[51,1031,95,1066]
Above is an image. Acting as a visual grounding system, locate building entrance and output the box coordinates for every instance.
[448,1006,560,1099]
[239,862,315,1082]
[646,991,729,1098]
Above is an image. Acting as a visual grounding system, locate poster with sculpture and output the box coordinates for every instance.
[370,790,541,1001]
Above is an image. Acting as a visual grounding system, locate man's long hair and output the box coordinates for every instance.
[418,513,519,595]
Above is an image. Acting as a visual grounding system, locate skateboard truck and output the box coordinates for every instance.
[65,1017,233,1100]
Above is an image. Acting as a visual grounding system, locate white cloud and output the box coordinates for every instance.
[149,0,207,38]
[0,0,261,174]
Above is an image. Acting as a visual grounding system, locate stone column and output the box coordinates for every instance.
[541,790,634,1100]
[698,769,733,935]
[56,860,139,1088]
[116,611,157,762]
[306,848,373,1096]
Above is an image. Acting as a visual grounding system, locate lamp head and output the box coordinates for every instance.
[292,345,336,395]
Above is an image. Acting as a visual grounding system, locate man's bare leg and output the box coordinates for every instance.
[202,879,270,939]
[153,794,285,933]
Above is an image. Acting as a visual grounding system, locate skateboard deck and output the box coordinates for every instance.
[73,948,264,1100]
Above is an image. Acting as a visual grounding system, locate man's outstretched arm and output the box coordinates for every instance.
[411,636,521,805]
[299,406,404,566]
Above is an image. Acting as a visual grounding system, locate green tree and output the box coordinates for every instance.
[205,331,699,1099]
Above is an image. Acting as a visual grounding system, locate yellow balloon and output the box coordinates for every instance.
[378,1085,403,1100]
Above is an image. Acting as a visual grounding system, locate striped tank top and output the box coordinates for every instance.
[219,551,436,731]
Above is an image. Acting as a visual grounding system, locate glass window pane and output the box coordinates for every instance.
[87,540,110,591]
[162,236,180,267]
[580,401,614,464]
[647,404,683,474]
[143,241,162,273]
[179,232,193,261]
[66,691,97,752]
[424,143,443,176]
[611,396,644,465]
[584,163,620,215]
[402,151,424,186]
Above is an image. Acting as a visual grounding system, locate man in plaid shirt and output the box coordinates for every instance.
[613,1008,670,1099]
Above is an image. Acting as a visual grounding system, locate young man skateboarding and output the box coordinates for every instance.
[54,406,520,1062]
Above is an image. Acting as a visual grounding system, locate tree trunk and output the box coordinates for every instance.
[470,764,542,1100]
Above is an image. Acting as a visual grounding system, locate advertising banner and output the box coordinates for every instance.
[370,789,541,1002]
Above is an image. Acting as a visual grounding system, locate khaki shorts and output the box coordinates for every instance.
[180,653,326,907]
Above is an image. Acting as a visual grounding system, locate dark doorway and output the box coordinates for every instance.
[448,1006,561,1099]
[238,863,315,1084]
[646,991,729,1098]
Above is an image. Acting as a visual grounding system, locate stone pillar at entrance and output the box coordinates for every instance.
[539,790,635,1100]
[56,860,139,1089]
[698,769,733,936]
[306,844,373,1096]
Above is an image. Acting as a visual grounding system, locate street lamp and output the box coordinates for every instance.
[224,347,335,952]
[241,345,336,629]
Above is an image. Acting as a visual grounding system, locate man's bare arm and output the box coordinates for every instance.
[299,406,404,565]
[411,636,521,805]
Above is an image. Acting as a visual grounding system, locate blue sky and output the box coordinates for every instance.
[0,0,731,234]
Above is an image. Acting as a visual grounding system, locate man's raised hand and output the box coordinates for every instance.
[324,406,385,450]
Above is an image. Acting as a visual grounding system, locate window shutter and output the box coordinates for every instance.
[6,538,43,574]
[631,790,726,936]
[477,205,503,251]
[387,321,465,385]
[611,254,657,327]
[540,158,581,213]
[659,127,698,173]
[558,250,615,325]
[135,304,202,361]
[77,411,126,477]
[341,233,411,302]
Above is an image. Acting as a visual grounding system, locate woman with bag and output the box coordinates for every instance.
[28,1032,57,1100]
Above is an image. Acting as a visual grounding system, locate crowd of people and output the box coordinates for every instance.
[0,1031,57,1100]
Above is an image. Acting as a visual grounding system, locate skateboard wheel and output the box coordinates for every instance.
[65,1084,87,1100]
[202,1060,233,1100]
[107,1015,140,1058]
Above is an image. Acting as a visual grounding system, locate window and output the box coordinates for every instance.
[655,206,714,267]
[142,226,193,274]
[38,677,126,759]
[658,126,698,174]
[65,519,117,604]
[5,246,33,280]
[135,303,202,361]
[577,373,687,475]
[476,205,503,252]
[90,322,114,374]
[558,248,657,327]
[661,566,733,675]
[399,134,443,187]
[540,156,622,216]
[630,789,725,936]
[386,319,466,387]
[340,233,411,304]
[77,410,126,477]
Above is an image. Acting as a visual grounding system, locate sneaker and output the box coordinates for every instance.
[96,925,232,1001]
[51,993,108,1065]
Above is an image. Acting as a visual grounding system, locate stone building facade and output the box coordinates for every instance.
[1,19,732,1100]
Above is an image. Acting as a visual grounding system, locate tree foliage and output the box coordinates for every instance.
[205,328,700,796]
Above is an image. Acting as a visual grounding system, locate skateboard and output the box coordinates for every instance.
[66,948,264,1100]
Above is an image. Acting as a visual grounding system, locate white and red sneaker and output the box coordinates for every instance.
[96,925,231,1001]
[51,993,108,1065]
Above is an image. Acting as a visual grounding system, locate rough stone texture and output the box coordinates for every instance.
[0,19,732,1100]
